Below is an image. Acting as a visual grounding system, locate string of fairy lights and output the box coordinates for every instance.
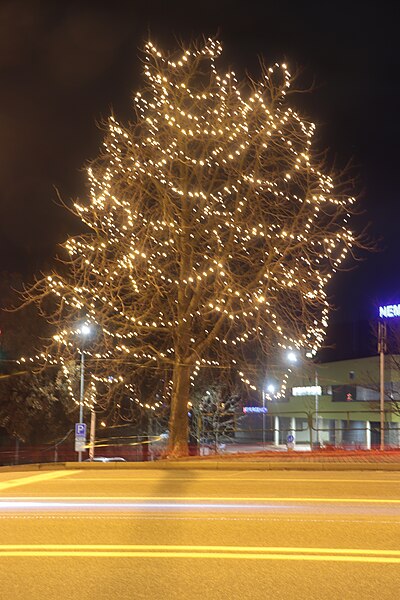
[17,350,167,414]
[20,38,356,411]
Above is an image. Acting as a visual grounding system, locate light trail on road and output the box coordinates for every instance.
[2,495,400,504]
[1,543,400,563]
[0,500,296,511]
[1,498,400,518]
[0,470,399,599]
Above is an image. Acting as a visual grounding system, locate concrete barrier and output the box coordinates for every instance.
[1,459,400,472]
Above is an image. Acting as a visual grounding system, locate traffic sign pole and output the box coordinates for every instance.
[78,350,85,462]
[75,423,87,456]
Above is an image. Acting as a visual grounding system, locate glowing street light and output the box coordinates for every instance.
[261,352,298,449]
[287,349,320,449]
[80,324,91,336]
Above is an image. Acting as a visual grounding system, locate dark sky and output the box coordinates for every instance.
[1,0,399,331]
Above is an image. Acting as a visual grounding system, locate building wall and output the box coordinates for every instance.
[236,355,400,447]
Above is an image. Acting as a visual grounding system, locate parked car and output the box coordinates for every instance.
[84,457,126,462]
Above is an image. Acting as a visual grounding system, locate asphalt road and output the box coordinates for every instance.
[0,468,399,599]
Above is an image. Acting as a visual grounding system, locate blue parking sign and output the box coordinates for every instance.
[75,423,87,453]
[75,423,86,437]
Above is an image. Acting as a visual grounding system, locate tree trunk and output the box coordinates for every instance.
[167,363,191,457]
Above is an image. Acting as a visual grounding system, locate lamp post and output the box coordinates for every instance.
[286,351,298,447]
[78,324,91,463]
[263,383,275,447]
[262,352,297,450]
[288,351,322,449]
[263,384,275,447]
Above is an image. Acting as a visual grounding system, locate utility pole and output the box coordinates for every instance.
[378,320,387,451]
[315,369,319,448]
[89,409,96,461]
[262,389,266,448]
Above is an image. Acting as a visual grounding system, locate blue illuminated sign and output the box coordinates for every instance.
[75,423,87,453]
[243,406,268,414]
[75,423,86,436]
[379,304,400,319]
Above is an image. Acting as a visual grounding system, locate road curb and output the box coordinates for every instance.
[1,460,400,472]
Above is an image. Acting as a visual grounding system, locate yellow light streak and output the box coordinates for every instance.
[9,495,400,504]
[0,544,399,563]
[86,436,161,449]
[0,371,28,379]
[0,471,80,492]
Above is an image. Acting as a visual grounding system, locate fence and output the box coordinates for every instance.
[0,437,155,466]
[1,408,400,465]
[231,408,400,450]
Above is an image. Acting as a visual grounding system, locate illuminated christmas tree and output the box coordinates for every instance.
[25,38,361,457]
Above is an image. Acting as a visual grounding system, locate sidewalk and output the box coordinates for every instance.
[74,448,400,471]
[155,449,400,471]
[2,450,400,472]
[208,448,400,463]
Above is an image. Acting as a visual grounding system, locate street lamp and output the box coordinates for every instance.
[78,324,91,463]
[261,352,299,449]
[286,350,320,448]
[262,354,298,449]
[262,384,275,448]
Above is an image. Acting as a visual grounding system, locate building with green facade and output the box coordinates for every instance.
[237,355,400,449]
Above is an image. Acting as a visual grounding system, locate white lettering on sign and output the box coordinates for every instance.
[379,304,400,319]
[292,386,322,396]
[243,407,268,414]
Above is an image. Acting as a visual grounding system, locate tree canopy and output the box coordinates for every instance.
[24,38,363,456]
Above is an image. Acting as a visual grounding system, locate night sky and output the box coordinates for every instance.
[1,1,399,345]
